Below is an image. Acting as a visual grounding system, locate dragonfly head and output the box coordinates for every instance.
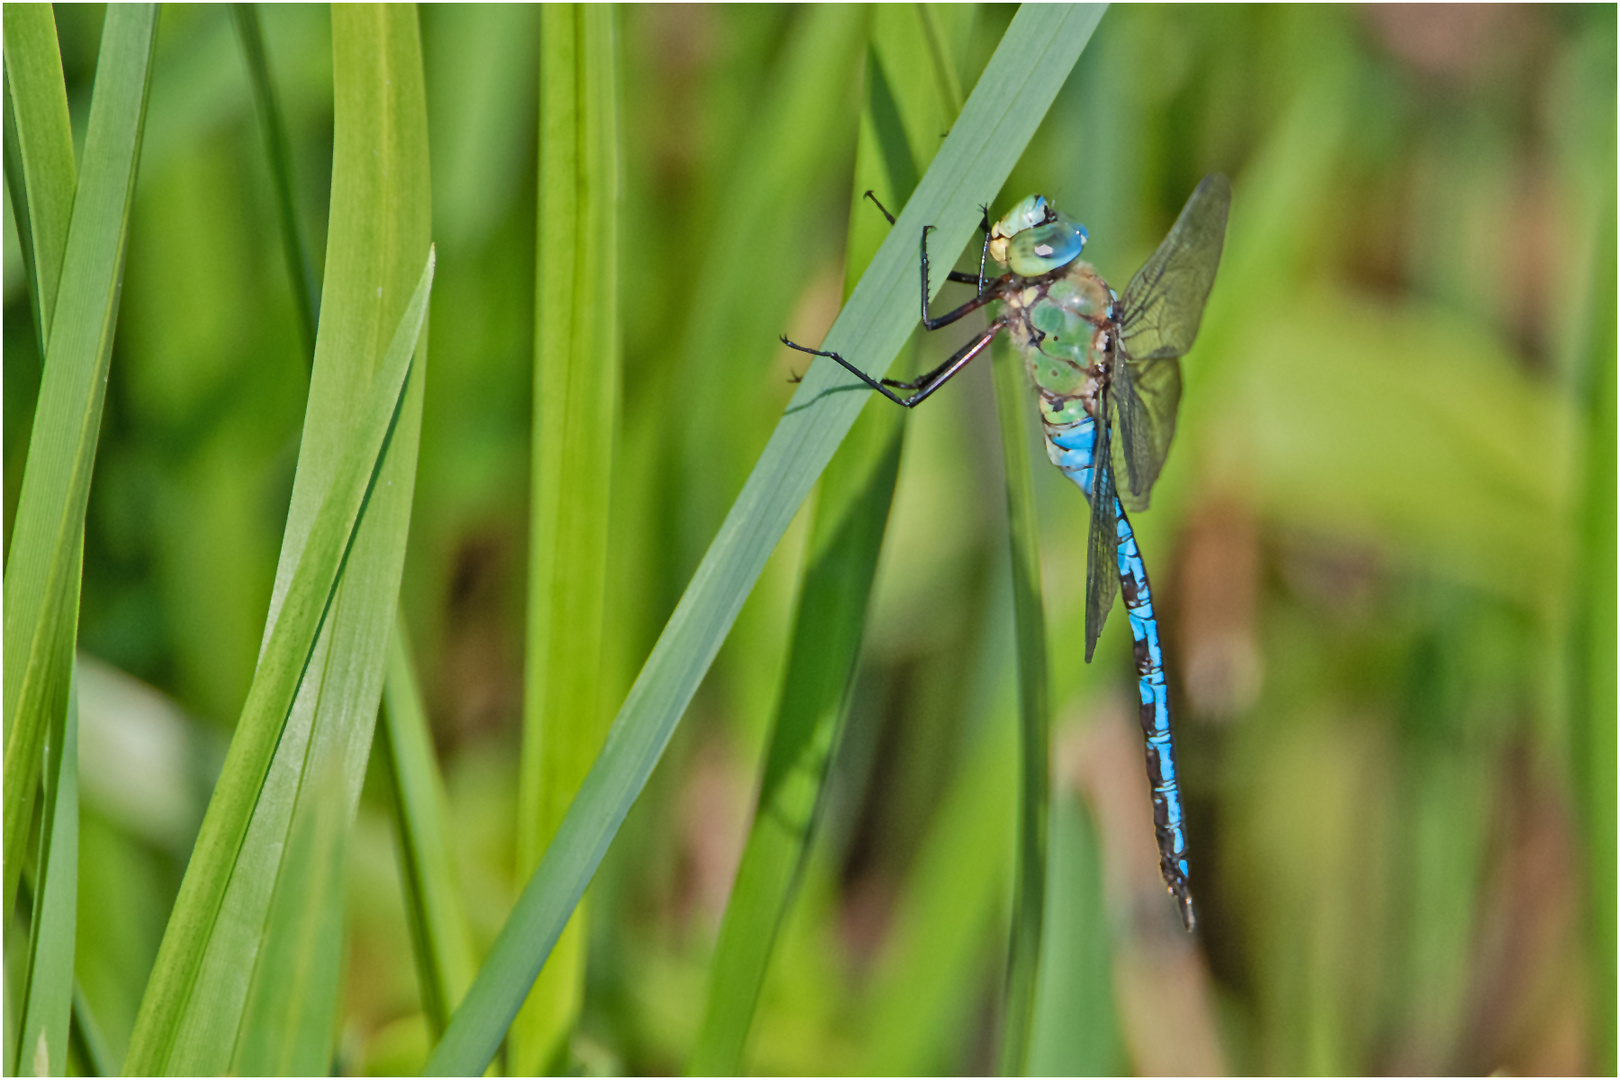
[987,195,1088,277]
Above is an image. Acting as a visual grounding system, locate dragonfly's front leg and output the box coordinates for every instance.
[919,224,1004,331]
[865,190,998,305]
[781,316,1007,409]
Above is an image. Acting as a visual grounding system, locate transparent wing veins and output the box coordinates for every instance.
[1112,172,1231,504]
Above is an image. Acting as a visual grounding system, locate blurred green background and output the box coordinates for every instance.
[4,4,1614,1075]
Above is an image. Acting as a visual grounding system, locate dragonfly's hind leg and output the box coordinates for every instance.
[781,316,1006,409]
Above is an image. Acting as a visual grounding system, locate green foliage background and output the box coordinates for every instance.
[3,4,1614,1075]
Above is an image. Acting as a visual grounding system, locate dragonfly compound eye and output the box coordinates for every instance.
[1006,213,1087,277]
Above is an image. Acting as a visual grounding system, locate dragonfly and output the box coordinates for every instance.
[784,174,1230,929]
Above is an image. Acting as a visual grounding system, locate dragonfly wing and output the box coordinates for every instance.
[1112,172,1229,505]
[1117,172,1231,361]
[1085,392,1122,663]
[1111,353,1182,510]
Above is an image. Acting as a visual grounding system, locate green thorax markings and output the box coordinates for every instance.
[999,261,1115,411]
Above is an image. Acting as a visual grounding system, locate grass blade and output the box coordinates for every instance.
[1027,775,1123,1075]
[1,2,77,351]
[234,4,464,1056]
[231,1,320,352]
[229,747,349,1075]
[424,7,1103,1073]
[146,7,434,1069]
[2,2,157,922]
[122,242,435,1074]
[381,623,476,1037]
[688,6,974,1072]
[12,669,79,1077]
[991,334,1052,1077]
[509,6,620,1071]
[1571,186,1616,1075]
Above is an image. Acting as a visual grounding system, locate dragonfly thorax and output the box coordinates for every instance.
[999,261,1116,408]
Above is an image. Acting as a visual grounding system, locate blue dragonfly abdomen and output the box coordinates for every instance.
[1042,397,1194,928]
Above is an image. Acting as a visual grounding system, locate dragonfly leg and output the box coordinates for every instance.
[920,225,1000,330]
[863,189,896,225]
[867,194,979,287]
[782,317,1006,409]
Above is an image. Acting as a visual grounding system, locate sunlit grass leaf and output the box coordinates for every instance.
[235,3,463,1061]
[122,231,435,1073]
[424,7,1103,1074]
[689,5,977,1072]
[1,2,77,349]
[223,12,429,1073]
[164,7,432,1070]
[12,670,79,1078]
[510,6,620,1072]
[1,1,156,923]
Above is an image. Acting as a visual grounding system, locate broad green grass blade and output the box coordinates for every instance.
[991,335,1052,1078]
[509,7,620,1072]
[122,239,435,1073]
[381,623,476,1036]
[425,9,1102,1073]
[230,748,349,1075]
[235,1,463,1055]
[688,6,974,1072]
[1572,192,1616,1074]
[232,1,319,351]
[1026,784,1123,1076]
[1,3,76,351]
[12,669,78,1077]
[2,2,156,922]
[2,10,85,1074]
[146,6,434,1067]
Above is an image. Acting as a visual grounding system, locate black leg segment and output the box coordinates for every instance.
[919,225,1002,330]
[781,317,1007,409]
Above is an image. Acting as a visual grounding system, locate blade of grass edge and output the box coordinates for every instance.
[687,5,974,1071]
[225,8,434,1075]
[231,1,320,354]
[234,2,468,1054]
[3,19,118,1075]
[1,2,156,924]
[424,7,1103,1073]
[12,668,78,1077]
[121,245,436,1074]
[382,623,476,1037]
[509,6,620,1072]
[1,2,77,354]
[1572,188,1616,1074]
[174,9,433,1070]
